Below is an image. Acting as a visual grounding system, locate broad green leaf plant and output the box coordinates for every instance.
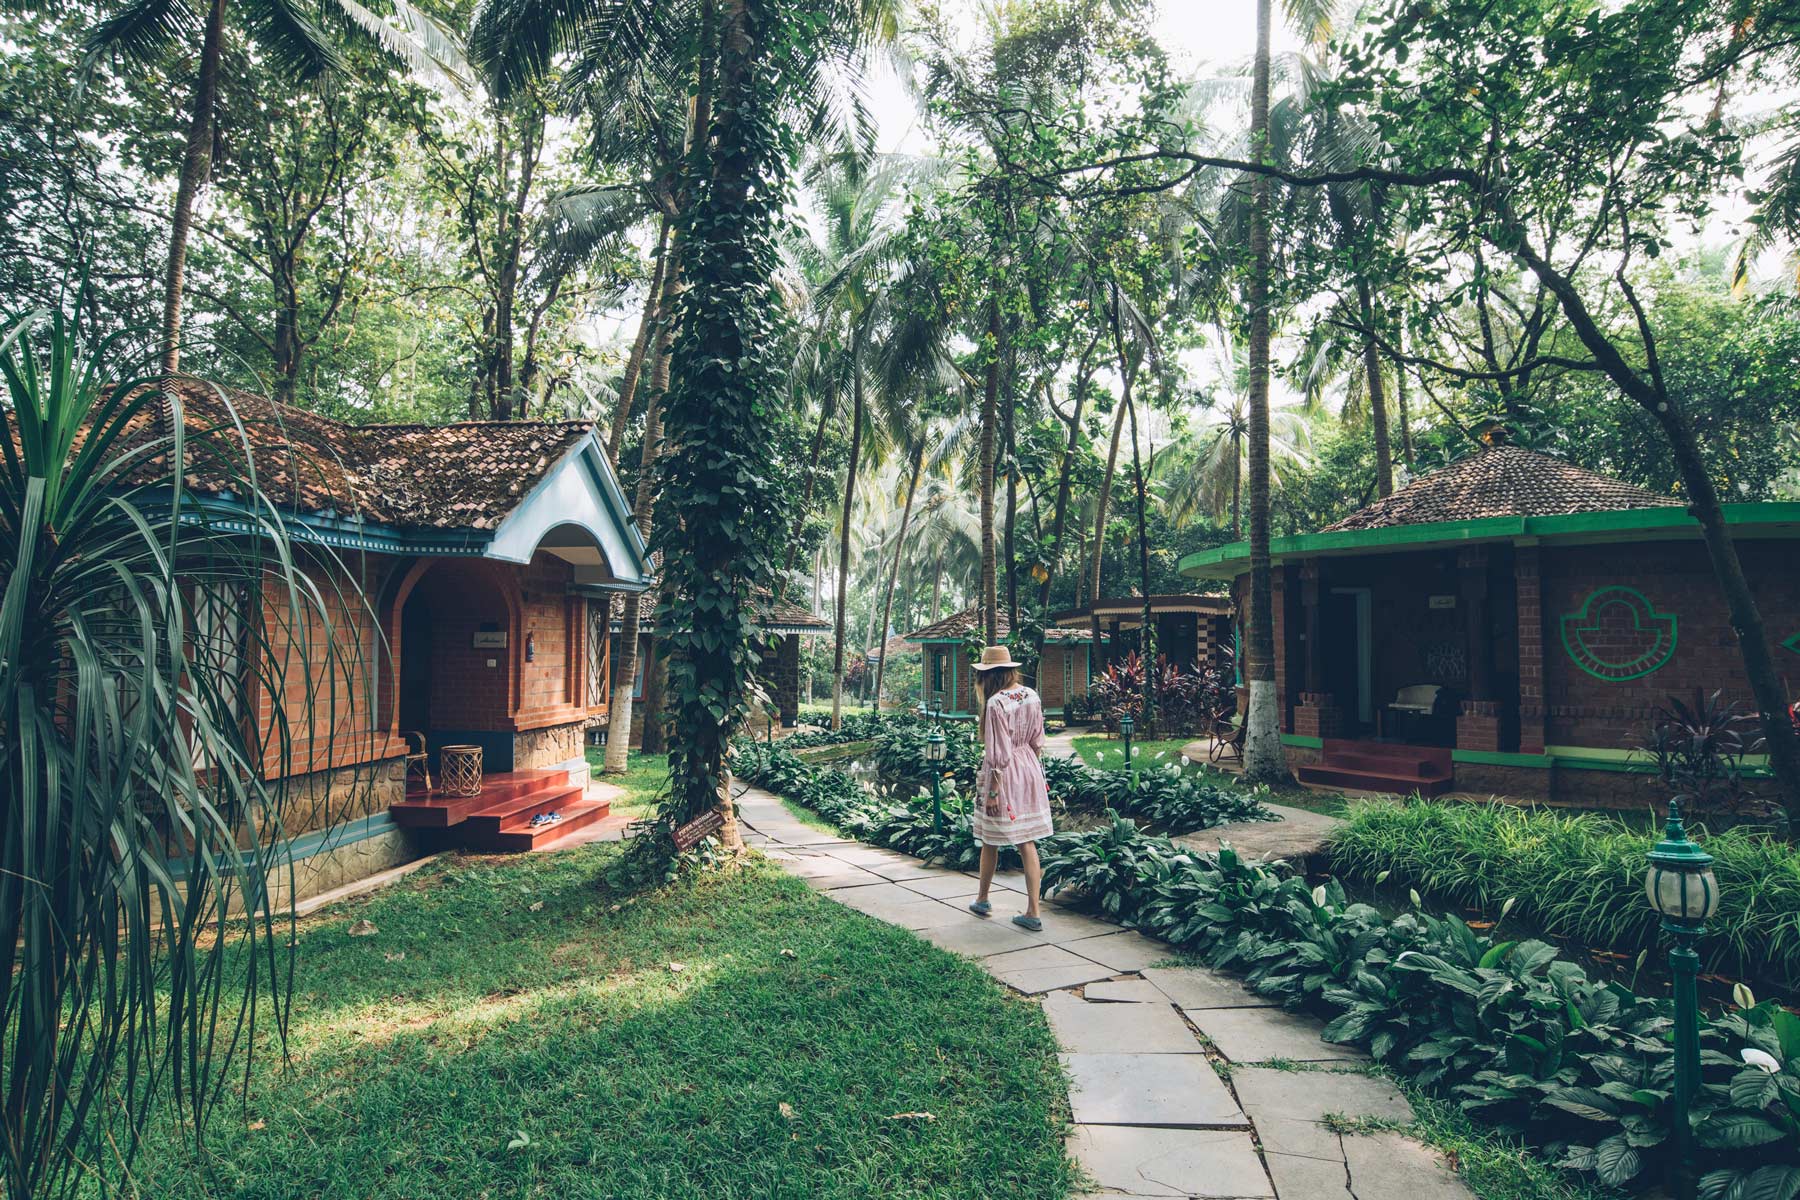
[0,308,371,1196]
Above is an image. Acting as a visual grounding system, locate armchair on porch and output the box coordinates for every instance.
[1209,693,1247,767]
[402,730,432,795]
[1381,684,1446,741]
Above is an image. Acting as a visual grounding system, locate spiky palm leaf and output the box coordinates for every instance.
[0,310,373,1196]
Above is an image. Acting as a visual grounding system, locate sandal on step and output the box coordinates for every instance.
[967,900,992,917]
[1011,914,1043,932]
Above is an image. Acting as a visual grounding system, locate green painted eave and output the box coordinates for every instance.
[1178,502,1800,580]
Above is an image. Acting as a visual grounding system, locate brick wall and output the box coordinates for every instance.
[1540,541,1800,748]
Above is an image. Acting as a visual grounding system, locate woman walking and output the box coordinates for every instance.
[965,645,1052,930]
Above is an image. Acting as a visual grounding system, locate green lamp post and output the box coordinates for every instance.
[1644,797,1721,1200]
[1118,711,1135,777]
[926,728,947,832]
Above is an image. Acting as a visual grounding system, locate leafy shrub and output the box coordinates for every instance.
[1092,651,1148,732]
[1041,755,1274,834]
[1330,798,1800,989]
[780,709,900,749]
[871,721,981,797]
[1038,821,1800,1195]
[1640,688,1783,828]
[1064,691,1097,724]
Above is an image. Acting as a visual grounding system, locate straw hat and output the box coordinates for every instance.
[971,644,1022,672]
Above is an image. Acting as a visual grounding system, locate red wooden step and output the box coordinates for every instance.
[391,768,571,828]
[461,783,588,836]
[1296,762,1452,797]
[469,798,613,851]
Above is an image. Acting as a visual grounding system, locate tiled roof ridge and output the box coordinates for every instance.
[1322,444,1678,534]
[162,376,596,436]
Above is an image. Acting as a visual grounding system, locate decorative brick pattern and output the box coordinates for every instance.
[1293,693,1345,738]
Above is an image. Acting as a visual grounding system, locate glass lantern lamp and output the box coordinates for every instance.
[1118,711,1135,775]
[1645,798,1719,1200]
[926,729,947,831]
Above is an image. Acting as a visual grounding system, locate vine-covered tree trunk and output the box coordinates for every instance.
[649,0,796,849]
[159,0,225,374]
[1392,312,1414,466]
[1243,0,1287,785]
[830,335,864,730]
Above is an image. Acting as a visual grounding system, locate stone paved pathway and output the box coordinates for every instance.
[734,780,1475,1200]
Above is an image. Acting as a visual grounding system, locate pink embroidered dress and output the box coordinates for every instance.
[972,684,1053,847]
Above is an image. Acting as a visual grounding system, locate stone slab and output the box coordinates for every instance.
[802,868,891,891]
[899,874,985,900]
[865,860,954,882]
[1342,1131,1475,1199]
[825,881,932,908]
[1263,1148,1354,1200]
[1068,1126,1274,1198]
[1067,930,1173,972]
[1029,908,1123,944]
[1043,991,1203,1054]
[1185,1007,1364,1064]
[983,944,1114,994]
[785,855,879,881]
[1173,799,1342,867]
[1061,1053,1247,1128]
[1231,1067,1413,1127]
[1083,978,1170,1004]
[914,919,1054,958]
[840,897,969,931]
[1141,966,1272,1011]
[823,845,914,868]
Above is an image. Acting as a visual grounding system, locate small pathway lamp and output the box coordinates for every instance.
[1644,798,1720,1200]
[926,729,947,832]
[1119,711,1135,777]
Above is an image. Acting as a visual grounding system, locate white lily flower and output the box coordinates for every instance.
[1742,1048,1782,1074]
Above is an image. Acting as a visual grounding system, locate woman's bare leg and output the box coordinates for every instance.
[977,845,998,903]
[1019,841,1042,918]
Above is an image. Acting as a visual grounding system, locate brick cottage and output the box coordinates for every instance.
[154,380,651,905]
[1180,436,1800,806]
[905,606,1102,718]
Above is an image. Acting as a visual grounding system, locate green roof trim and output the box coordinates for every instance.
[1177,502,1800,580]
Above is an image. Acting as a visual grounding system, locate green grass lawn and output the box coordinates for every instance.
[116,843,1077,1199]
[585,747,671,819]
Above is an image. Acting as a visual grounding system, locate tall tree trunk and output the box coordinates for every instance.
[776,392,836,604]
[603,286,677,772]
[1232,439,1242,537]
[873,443,924,708]
[1243,0,1287,784]
[1002,330,1018,629]
[979,299,1000,643]
[1356,279,1395,496]
[606,215,673,469]
[1114,287,1155,724]
[639,622,669,753]
[1392,312,1414,466]
[830,330,865,729]
[1089,389,1129,615]
[1039,343,1099,612]
[159,0,226,375]
[930,548,944,622]
[857,535,882,706]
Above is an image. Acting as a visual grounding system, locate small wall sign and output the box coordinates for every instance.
[1428,595,1457,610]
[472,630,509,649]
[672,809,725,851]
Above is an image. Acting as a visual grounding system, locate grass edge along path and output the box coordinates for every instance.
[107,842,1078,1199]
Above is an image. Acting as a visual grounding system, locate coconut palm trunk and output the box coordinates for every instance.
[603,287,676,773]
[1243,0,1287,784]
[1039,340,1098,612]
[1356,279,1394,496]
[606,216,672,468]
[159,0,226,374]
[872,442,924,707]
[830,329,866,730]
[979,299,1001,642]
[1087,385,1129,651]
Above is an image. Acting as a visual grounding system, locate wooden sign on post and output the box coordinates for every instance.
[672,809,725,851]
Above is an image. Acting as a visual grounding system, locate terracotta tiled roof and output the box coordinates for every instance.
[139,378,594,531]
[758,597,831,632]
[1323,445,1679,533]
[867,634,915,660]
[903,606,1099,643]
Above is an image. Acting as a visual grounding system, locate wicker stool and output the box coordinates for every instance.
[440,744,483,798]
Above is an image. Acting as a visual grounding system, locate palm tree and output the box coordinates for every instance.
[85,0,466,375]
[1243,0,1285,783]
[1,309,365,1194]
[1160,327,1313,534]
